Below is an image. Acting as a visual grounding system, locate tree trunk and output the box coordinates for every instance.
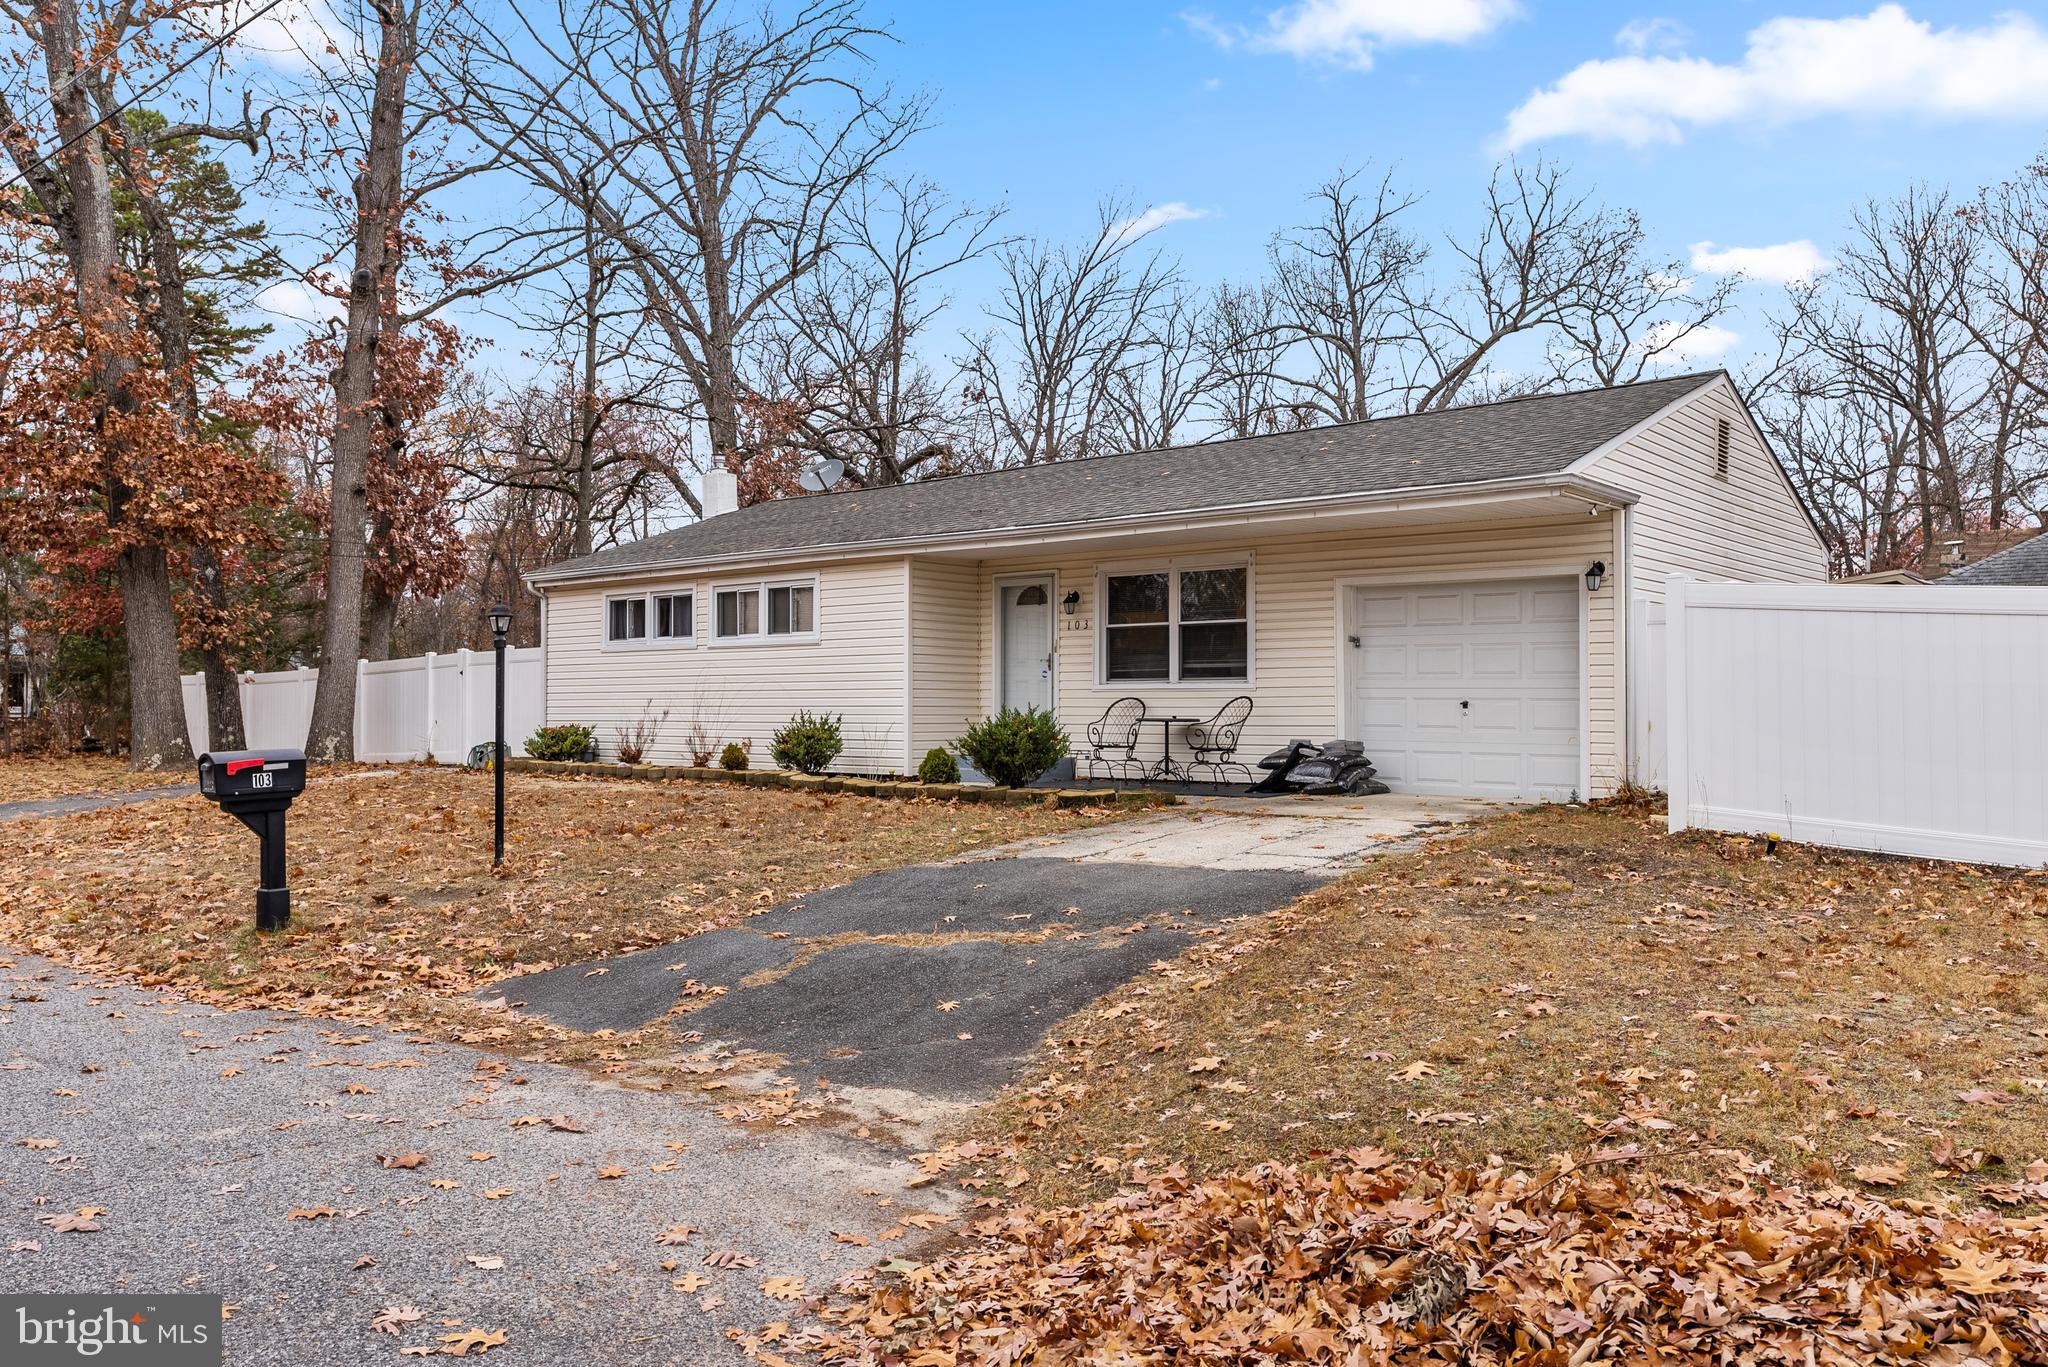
[364,587,399,662]
[305,1,415,762]
[25,0,191,769]
[117,544,190,767]
[192,549,246,752]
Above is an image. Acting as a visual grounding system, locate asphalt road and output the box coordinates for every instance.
[1,955,933,1366]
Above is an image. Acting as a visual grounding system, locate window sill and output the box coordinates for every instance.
[708,633,822,648]
[600,636,698,653]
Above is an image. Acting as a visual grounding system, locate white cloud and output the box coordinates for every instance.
[1689,239,1832,285]
[1502,5,2048,149]
[217,0,350,73]
[1640,319,1741,363]
[256,279,346,325]
[1615,17,1689,56]
[1112,202,1212,243]
[1186,0,1518,70]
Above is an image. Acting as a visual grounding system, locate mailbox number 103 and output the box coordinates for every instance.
[250,771,273,789]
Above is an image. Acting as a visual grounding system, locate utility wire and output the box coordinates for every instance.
[0,0,291,194]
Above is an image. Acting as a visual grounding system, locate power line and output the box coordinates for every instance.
[0,0,292,195]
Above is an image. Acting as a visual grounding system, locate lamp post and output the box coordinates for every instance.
[487,602,512,866]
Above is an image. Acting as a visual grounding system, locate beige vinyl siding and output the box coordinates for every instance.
[907,559,981,762]
[1585,378,1829,599]
[973,514,1623,796]
[541,558,910,771]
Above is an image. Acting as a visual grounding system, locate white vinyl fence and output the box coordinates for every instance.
[183,647,544,764]
[1665,577,2048,867]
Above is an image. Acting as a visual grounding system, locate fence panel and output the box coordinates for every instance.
[1665,577,2048,867]
[183,647,542,763]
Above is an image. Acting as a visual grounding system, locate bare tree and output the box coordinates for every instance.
[1405,160,1700,412]
[1260,167,1421,424]
[1102,284,1213,451]
[461,0,923,491]
[960,200,1178,464]
[759,176,1004,485]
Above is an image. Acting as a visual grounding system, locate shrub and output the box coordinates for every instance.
[771,711,843,774]
[615,703,670,765]
[955,706,1069,788]
[526,724,594,762]
[916,747,961,785]
[719,741,751,771]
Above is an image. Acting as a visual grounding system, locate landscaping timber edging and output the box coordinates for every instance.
[503,757,1176,809]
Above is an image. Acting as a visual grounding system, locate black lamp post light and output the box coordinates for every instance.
[488,602,512,866]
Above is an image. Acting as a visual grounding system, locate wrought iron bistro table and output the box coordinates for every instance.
[1149,717,1199,783]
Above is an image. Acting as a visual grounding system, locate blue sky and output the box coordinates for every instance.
[816,0,2048,370]
[240,2,2048,381]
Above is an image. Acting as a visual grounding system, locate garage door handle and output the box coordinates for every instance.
[1460,700,1469,710]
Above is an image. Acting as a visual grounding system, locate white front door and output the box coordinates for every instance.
[998,577,1055,714]
[1346,578,1581,801]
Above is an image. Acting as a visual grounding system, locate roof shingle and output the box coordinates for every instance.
[532,371,1719,583]
[1943,530,2048,585]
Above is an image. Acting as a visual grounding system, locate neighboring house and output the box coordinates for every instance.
[524,371,1827,801]
[1944,530,2048,586]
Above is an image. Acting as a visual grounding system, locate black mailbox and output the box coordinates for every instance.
[197,749,306,931]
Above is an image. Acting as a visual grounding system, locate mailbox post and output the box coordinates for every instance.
[197,749,307,931]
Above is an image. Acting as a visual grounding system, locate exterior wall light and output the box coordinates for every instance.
[1062,590,1081,615]
[1585,561,1607,593]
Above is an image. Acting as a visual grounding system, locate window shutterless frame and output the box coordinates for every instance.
[601,587,699,650]
[1094,555,1254,687]
[709,575,820,645]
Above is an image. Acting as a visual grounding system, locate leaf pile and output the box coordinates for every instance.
[816,1151,2048,1364]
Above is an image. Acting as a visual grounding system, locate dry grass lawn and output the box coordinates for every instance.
[0,767,1130,1058]
[0,752,201,802]
[978,799,2048,1211]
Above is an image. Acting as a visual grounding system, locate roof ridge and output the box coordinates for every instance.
[711,368,1726,514]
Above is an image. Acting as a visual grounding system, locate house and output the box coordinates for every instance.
[1944,529,2048,586]
[524,371,1827,801]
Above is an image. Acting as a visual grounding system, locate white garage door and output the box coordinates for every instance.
[1347,579,1581,801]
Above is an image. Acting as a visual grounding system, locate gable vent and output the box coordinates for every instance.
[1713,417,1732,479]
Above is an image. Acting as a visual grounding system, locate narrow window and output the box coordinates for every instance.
[1714,417,1732,479]
[1178,566,1249,680]
[767,583,814,635]
[715,588,760,639]
[654,593,693,640]
[1104,572,1171,681]
[607,596,647,642]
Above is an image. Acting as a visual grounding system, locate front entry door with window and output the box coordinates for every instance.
[998,578,1055,714]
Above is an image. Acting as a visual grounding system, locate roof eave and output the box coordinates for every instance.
[524,472,1638,590]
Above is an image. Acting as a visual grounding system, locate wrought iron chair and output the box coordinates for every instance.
[1083,697,1148,784]
[1183,696,1254,786]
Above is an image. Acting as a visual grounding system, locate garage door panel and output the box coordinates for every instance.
[1531,643,1577,677]
[1358,595,1409,627]
[1413,645,1463,676]
[1470,643,1521,676]
[1414,593,1463,625]
[1466,698,1523,733]
[1360,645,1408,679]
[1413,697,1465,731]
[1348,578,1581,802]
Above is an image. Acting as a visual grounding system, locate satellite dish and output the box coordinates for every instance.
[798,457,846,493]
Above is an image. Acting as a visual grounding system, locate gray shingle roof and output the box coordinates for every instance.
[1944,531,2048,585]
[532,371,1720,583]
